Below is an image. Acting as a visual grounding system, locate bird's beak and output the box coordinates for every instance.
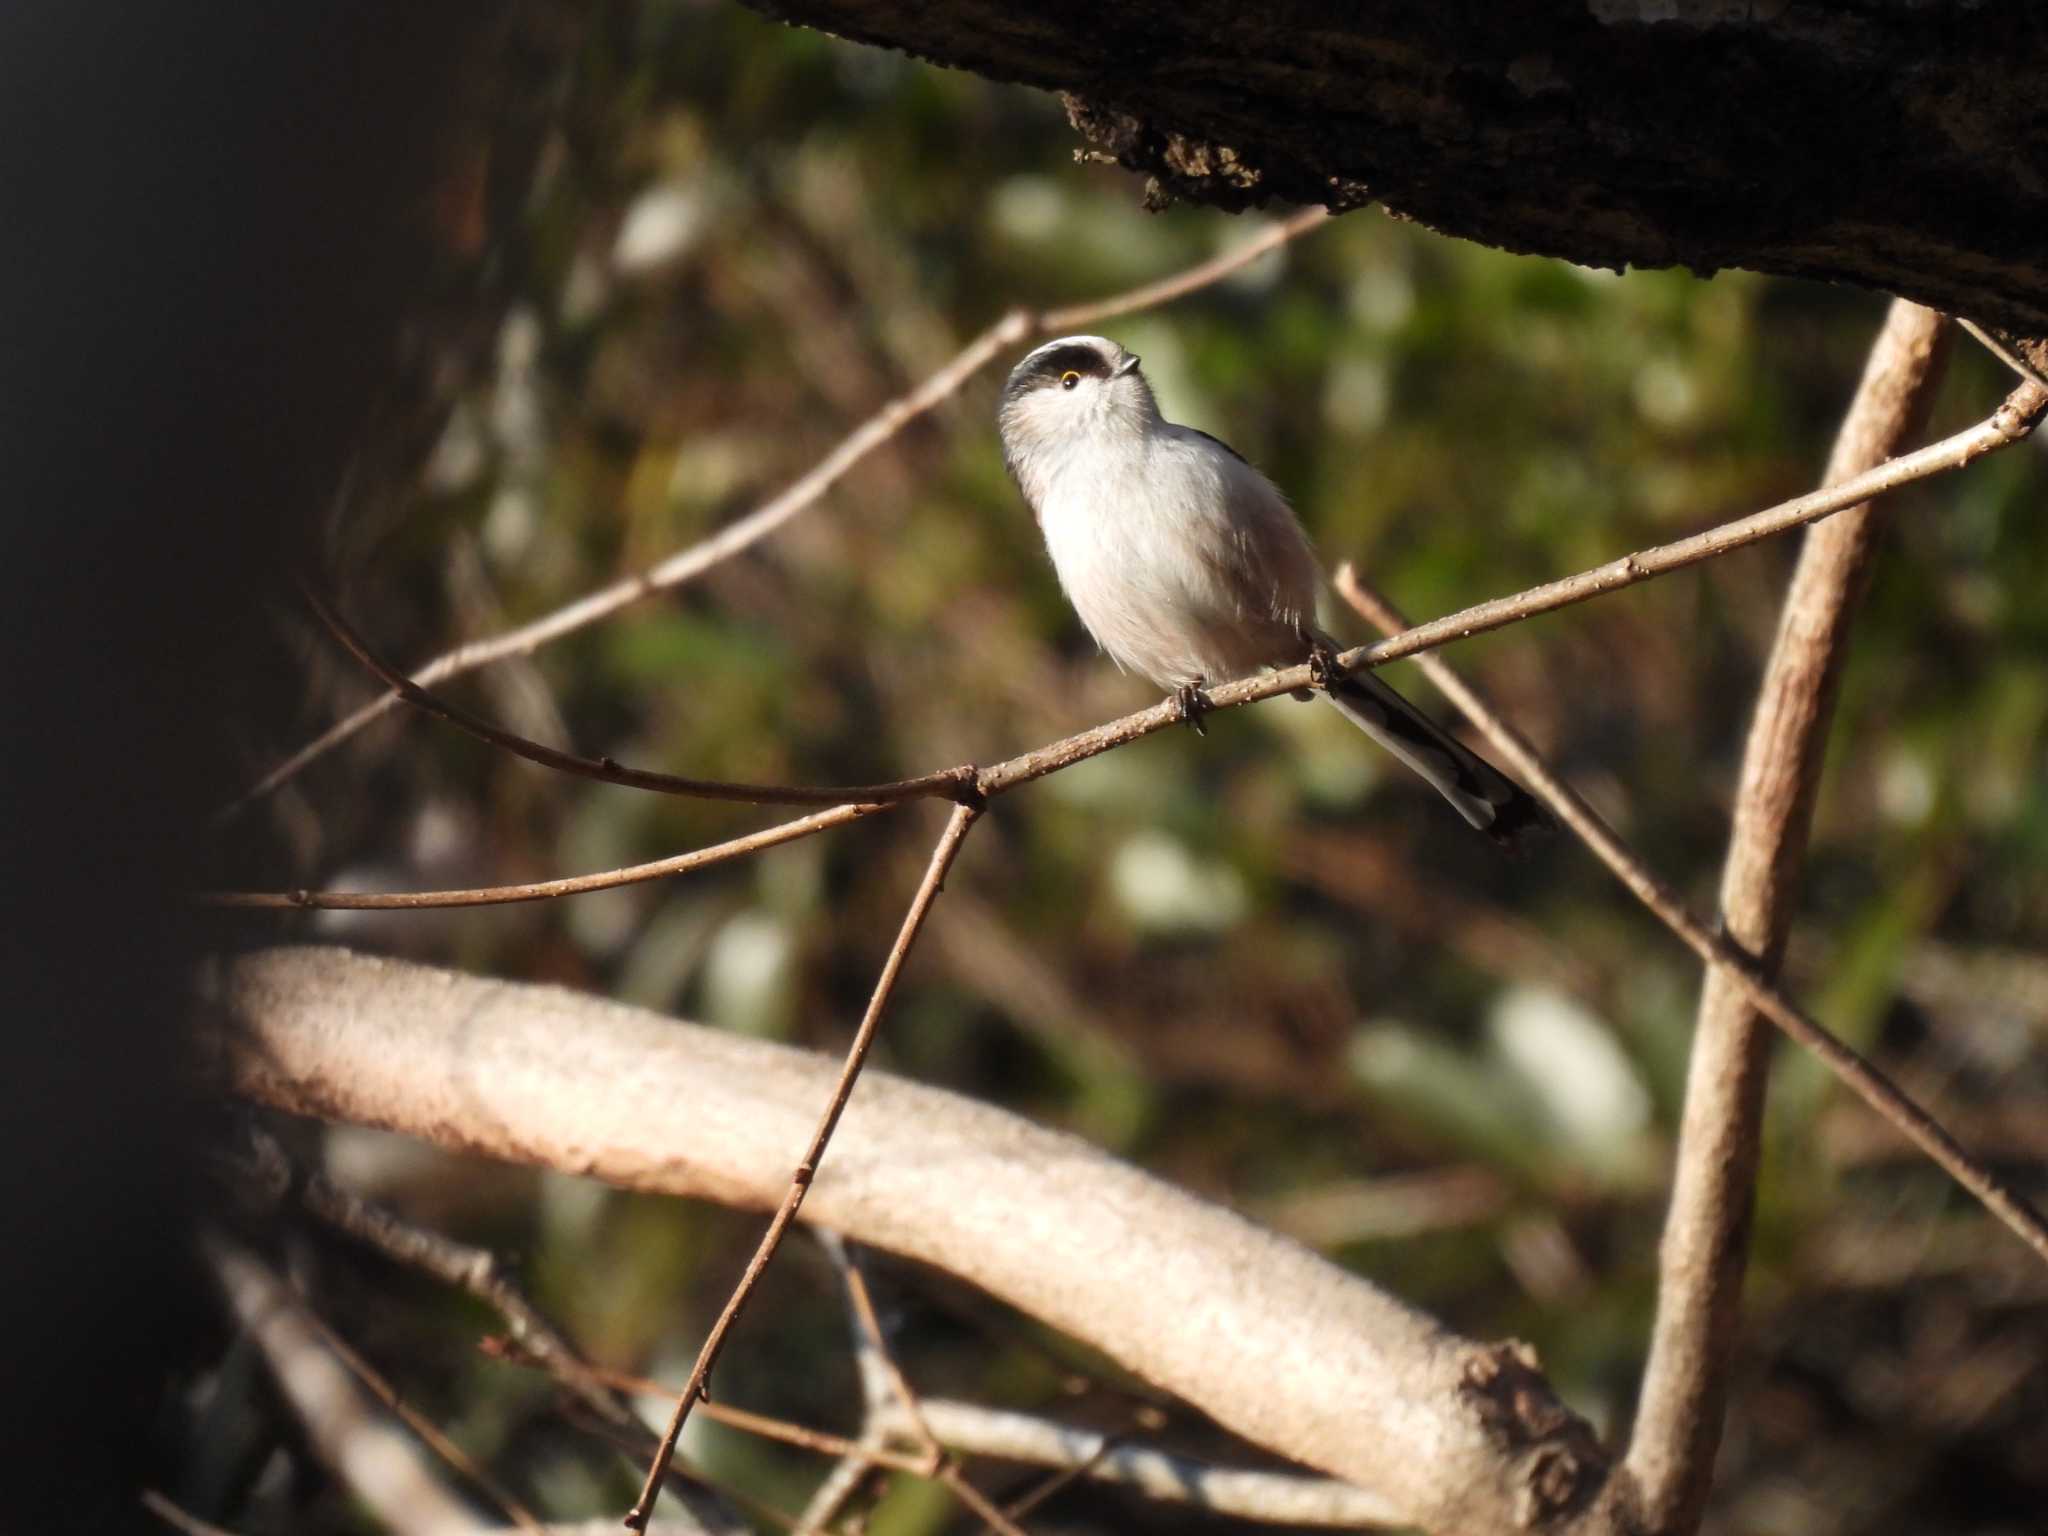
[1114,353,1141,376]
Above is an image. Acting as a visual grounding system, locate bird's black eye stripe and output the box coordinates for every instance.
[998,343,1119,412]
[1029,344,1111,388]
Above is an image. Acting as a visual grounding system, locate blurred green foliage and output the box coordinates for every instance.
[229,2,2048,1532]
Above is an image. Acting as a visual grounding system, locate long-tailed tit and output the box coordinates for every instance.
[998,334,1546,845]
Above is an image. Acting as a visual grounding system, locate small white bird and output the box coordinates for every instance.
[998,334,1546,846]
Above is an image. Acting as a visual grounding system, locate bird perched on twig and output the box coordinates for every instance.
[998,334,1547,847]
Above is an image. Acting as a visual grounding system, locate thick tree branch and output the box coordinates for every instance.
[1627,301,1953,1534]
[739,1,2048,335]
[209,945,1624,1536]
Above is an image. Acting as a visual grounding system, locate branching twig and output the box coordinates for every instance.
[626,801,982,1531]
[210,377,2046,914]
[1625,300,1953,1534]
[496,1348,1398,1528]
[493,1344,943,1477]
[237,1130,744,1533]
[206,801,887,909]
[220,210,1331,821]
[300,583,979,810]
[918,1398,1395,1528]
[1331,566,2048,1269]
[824,1235,942,1467]
[298,1292,545,1532]
[206,1236,488,1536]
[821,1235,1036,1536]
[1957,317,2048,392]
[789,1452,876,1536]
[279,1133,638,1433]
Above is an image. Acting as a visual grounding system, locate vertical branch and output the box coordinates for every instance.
[1626,300,1952,1533]
[626,800,983,1531]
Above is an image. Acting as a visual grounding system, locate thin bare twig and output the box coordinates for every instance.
[790,1452,877,1536]
[208,376,2046,914]
[965,373,2048,801]
[708,1249,890,1536]
[205,800,887,909]
[281,1137,637,1433]
[998,1449,1108,1527]
[220,210,1330,822]
[202,1195,542,1530]
[561,1399,795,1534]
[1033,212,1327,331]
[824,1235,941,1466]
[300,583,978,810]
[300,1296,545,1532]
[626,801,983,1531]
[1627,300,1954,1534]
[920,1398,1396,1527]
[1957,317,2048,392]
[227,1128,743,1534]
[491,1344,937,1475]
[935,1467,1035,1536]
[207,1236,488,1536]
[1054,373,2048,784]
[820,1235,1035,1536]
[1332,567,2048,1270]
[505,1350,1396,1529]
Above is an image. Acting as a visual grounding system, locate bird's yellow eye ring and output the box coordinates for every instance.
[1060,370,1082,389]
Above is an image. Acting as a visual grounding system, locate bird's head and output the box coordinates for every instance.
[996,335,1157,498]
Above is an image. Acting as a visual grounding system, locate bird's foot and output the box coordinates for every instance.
[1306,637,1347,693]
[1174,680,1212,736]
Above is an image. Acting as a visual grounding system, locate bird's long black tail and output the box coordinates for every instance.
[1319,670,1551,848]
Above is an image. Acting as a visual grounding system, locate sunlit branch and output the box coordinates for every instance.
[1629,299,1954,1535]
[217,944,1608,1532]
[1332,566,2048,1274]
[208,375,2046,913]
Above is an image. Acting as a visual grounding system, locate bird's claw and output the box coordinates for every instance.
[1174,681,1212,736]
[1306,638,1346,693]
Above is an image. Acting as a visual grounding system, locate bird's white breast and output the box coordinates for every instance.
[1033,425,1320,689]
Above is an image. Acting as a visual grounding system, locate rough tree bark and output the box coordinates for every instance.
[737,0,2048,337]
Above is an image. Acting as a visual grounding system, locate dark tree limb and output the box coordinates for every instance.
[738,0,2048,335]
